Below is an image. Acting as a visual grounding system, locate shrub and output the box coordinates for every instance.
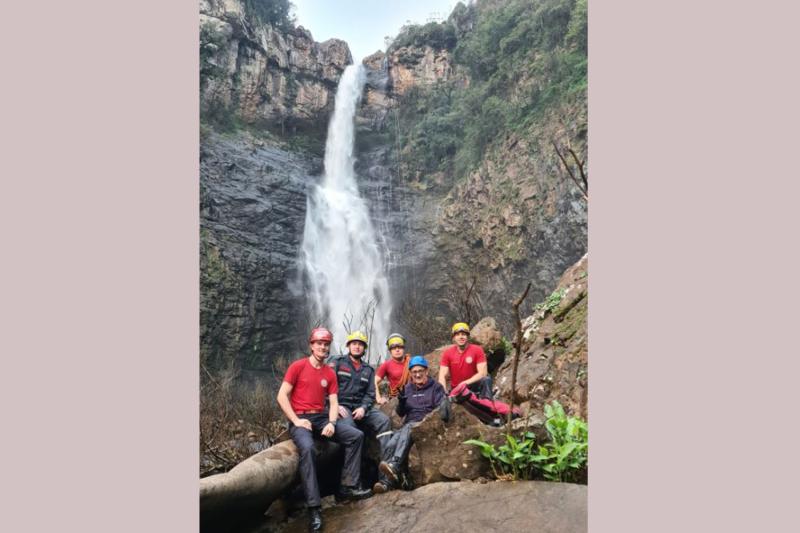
[464,400,588,483]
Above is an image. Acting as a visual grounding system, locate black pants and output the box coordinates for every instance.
[337,406,391,445]
[338,406,392,483]
[468,376,494,399]
[289,413,364,507]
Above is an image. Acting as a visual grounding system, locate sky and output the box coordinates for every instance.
[292,0,463,62]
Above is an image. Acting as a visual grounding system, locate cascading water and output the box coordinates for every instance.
[300,64,392,362]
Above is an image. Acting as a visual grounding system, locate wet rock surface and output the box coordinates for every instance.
[200,130,321,368]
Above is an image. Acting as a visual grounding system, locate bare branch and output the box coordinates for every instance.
[552,140,588,201]
[507,282,532,434]
[567,146,588,191]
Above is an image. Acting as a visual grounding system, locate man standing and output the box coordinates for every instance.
[276,327,371,533]
[438,322,494,399]
[331,331,394,493]
[377,356,449,493]
[375,333,411,405]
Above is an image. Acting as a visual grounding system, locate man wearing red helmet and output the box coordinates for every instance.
[277,327,371,532]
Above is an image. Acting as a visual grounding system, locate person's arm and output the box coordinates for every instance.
[438,365,450,390]
[352,371,373,420]
[462,361,489,386]
[433,383,450,422]
[277,381,311,430]
[323,394,338,437]
[374,371,386,405]
[395,387,408,417]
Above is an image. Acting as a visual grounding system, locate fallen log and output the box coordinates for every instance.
[200,439,342,526]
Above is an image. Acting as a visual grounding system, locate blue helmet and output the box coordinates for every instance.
[408,355,428,369]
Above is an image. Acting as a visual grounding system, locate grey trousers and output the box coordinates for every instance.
[382,423,414,466]
[289,413,364,507]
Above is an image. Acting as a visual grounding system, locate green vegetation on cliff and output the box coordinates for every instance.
[393,0,587,187]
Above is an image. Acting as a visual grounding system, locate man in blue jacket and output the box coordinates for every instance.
[331,331,393,492]
[375,356,450,493]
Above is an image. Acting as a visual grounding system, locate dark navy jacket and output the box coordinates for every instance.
[329,355,377,412]
[396,377,446,424]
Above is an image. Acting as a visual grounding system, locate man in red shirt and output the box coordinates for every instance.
[277,327,371,532]
[375,333,411,404]
[437,322,494,399]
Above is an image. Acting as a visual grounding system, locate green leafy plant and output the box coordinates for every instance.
[531,401,588,482]
[464,400,588,483]
[464,432,537,480]
[536,288,567,315]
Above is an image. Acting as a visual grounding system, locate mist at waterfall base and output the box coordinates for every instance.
[299,64,392,362]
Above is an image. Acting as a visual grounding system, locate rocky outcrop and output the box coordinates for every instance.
[200,129,322,369]
[268,480,587,533]
[200,0,351,132]
[494,254,588,419]
[387,46,460,97]
[352,4,587,339]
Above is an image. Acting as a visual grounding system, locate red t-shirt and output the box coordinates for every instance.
[283,357,338,412]
[377,357,407,391]
[440,343,487,387]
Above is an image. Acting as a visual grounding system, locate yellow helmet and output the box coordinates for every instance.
[386,333,406,349]
[346,330,368,347]
[451,322,470,336]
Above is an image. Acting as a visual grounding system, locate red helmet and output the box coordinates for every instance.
[309,327,333,343]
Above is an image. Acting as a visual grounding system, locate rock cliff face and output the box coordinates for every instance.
[200,0,351,133]
[200,130,323,368]
[200,0,587,374]
[199,1,356,369]
[495,254,588,419]
[354,11,587,336]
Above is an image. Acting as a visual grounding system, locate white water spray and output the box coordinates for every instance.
[300,64,392,362]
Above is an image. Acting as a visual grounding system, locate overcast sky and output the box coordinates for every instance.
[292,0,462,62]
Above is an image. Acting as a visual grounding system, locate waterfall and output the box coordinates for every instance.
[300,64,392,363]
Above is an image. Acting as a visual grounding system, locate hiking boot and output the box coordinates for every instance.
[379,461,400,484]
[308,507,322,532]
[373,480,390,494]
[335,485,372,502]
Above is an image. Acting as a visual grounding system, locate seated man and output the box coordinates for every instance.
[438,322,494,399]
[375,333,411,404]
[330,330,394,492]
[375,356,449,493]
[276,327,371,533]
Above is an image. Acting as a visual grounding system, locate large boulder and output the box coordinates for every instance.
[268,480,587,532]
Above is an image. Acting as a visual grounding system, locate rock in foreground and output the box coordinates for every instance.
[269,480,586,533]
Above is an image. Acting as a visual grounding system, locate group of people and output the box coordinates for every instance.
[276,322,494,532]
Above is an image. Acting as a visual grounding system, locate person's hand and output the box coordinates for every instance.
[338,406,350,419]
[321,422,335,437]
[376,395,387,406]
[352,407,366,420]
[294,418,312,431]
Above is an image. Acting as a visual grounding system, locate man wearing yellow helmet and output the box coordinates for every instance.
[438,322,494,399]
[375,333,411,404]
[330,330,394,493]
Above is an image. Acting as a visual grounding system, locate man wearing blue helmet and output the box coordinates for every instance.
[373,355,449,493]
